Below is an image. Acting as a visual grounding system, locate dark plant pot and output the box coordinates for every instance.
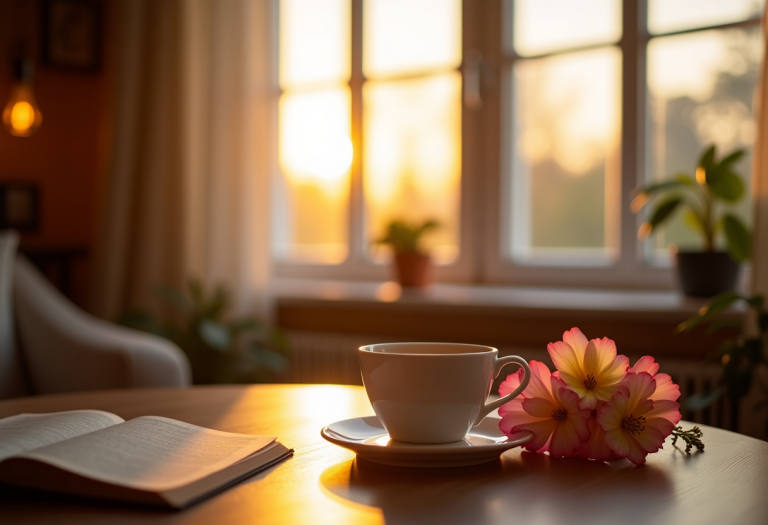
[675,251,741,297]
[394,252,432,288]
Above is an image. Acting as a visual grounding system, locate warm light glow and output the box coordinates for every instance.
[364,73,461,264]
[2,83,42,137]
[10,101,34,132]
[513,0,622,56]
[696,166,707,185]
[364,0,461,78]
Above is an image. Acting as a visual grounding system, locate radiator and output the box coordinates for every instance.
[283,330,765,439]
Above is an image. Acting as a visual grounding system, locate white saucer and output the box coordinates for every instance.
[321,416,532,468]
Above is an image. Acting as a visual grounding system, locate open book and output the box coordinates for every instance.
[0,410,292,509]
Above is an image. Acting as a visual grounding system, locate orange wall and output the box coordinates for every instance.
[0,0,107,307]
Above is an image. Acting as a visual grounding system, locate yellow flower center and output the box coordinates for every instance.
[621,414,646,435]
[551,407,567,421]
[583,374,597,390]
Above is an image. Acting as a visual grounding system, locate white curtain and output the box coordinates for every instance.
[754,12,768,300]
[91,0,275,320]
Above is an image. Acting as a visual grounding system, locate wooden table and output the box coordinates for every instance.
[1,385,766,525]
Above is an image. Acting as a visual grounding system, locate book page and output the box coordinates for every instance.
[0,410,124,462]
[19,416,276,492]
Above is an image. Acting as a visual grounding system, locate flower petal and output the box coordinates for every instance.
[498,397,524,418]
[633,417,674,455]
[596,391,629,432]
[563,327,589,360]
[510,418,557,453]
[621,372,657,411]
[644,399,682,426]
[583,340,600,376]
[604,427,631,458]
[548,419,587,458]
[576,417,613,461]
[590,337,618,373]
[631,356,660,376]
[650,373,681,402]
[548,341,582,379]
[522,396,558,418]
[625,434,650,465]
[499,368,524,398]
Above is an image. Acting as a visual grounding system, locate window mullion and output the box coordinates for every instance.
[349,0,365,266]
[619,0,648,275]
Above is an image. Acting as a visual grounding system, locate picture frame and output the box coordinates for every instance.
[0,182,40,233]
[41,0,101,73]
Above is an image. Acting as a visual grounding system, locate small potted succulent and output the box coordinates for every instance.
[632,145,752,296]
[374,219,440,287]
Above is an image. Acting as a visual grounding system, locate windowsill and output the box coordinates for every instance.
[275,278,725,316]
[275,279,740,360]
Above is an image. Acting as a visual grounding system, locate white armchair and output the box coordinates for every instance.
[0,231,191,400]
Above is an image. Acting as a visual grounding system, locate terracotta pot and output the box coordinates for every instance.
[675,251,741,297]
[393,252,432,287]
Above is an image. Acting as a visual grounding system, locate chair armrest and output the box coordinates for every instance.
[13,257,191,394]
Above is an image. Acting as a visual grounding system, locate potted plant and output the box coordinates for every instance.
[374,219,440,287]
[118,278,289,384]
[677,291,768,437]
[632,145,752,296]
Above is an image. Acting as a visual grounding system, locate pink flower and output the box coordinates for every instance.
[499,360,591,458]
[597,372,682,465]
[548,327,630,410]
[574,404,617,461]
[631,356,680,402]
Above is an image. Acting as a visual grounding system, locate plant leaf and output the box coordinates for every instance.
[198,320,232,351]
[709,171,744,202]
[720,149,745,167]
[722,214,751,262]
[699,145,717,171]
[647,196,683,231]
[705,318,742,336]
[685,387,724,411]
[677,291,743,332]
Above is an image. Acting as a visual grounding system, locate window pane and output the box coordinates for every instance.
[364,73,461,264]
[508,47,621,264]
[279,0,350,87]
[648,0,764,35]
[646,28,761,260]
[363,0,461,78]
[277,88,353,264]
[512,0,622,57]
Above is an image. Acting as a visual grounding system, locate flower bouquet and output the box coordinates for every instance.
[499,328,702,465]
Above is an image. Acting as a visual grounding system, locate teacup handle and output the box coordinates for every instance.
[473,356,531,426]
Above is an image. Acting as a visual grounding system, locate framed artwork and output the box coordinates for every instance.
[41,0,101,73]
[0,183,40,232]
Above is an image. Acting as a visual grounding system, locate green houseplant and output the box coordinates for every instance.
[374,219,440,287]
[118,279,289,384]
[677,292,768,437]
[632,145,752,296]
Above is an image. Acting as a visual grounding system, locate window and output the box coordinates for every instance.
[275,0,764,288]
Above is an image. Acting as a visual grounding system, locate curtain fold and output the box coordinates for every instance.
[753,12,768,299]
[91,0,274,321]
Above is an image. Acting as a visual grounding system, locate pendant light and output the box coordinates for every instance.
[2,57,43,137]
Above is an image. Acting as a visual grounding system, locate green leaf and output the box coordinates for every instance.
[705,318,742,336]
[685,387,724,411]
[198,320,232,351]
[720,149,745,167]
[648,196,683,231]
[683,209,705,233]
[709,171,744,202]
[699,145,717,172]
[745,295,765,308]
[677,291,743,332]
[251,346,290,374]
[723,214,751,262]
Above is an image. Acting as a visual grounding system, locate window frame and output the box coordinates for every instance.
[275,0,762,290]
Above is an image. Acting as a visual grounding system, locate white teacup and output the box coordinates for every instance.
[359,342,531,444]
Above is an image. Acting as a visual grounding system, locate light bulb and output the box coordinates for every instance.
[2,59,42,137]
